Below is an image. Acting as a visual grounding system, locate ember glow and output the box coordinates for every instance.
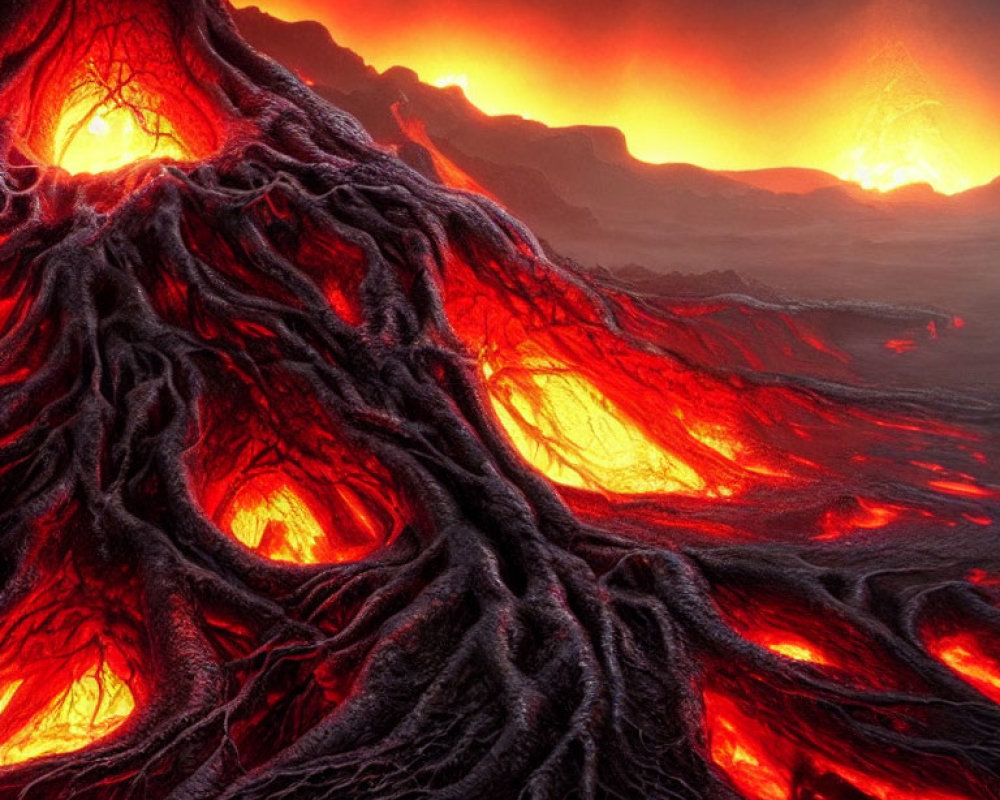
[704,689,971,800]
[235,0,1000,193]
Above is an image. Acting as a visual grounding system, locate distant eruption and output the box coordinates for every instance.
[839,43,970,195]
[234,0,1000,194]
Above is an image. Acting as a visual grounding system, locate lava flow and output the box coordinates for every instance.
[0,1,996,799]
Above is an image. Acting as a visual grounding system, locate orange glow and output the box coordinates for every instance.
[0,539,144,770]
[54,93,188,175]
[927,633,1000,704]
[187,370,410,566]
[219,473,385,564]
[5,3,229,178]
[704,692,790,800]
[0,662,135,767]
[215,469,396,565]
[817,497,903,540]
[436,243,986,534]
[391,104,495,198]
[705,688,969,800]
[234,2,1000,193]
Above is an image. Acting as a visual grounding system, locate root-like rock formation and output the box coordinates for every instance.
[0,2,998,799]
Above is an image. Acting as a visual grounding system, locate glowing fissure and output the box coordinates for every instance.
[705,689,970,800]
[482,355,710,496]
[0,663,135,768]
[927,632,1000,704]
[750,632,831,666]
[0,546,143,770]
[392,103,496,199]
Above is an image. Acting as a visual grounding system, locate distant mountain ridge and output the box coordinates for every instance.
[232,5,1000,396]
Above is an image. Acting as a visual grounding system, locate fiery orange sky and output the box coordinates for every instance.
[232,0,1000,193]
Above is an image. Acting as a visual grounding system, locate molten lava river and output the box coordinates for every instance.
[0,1,996,799]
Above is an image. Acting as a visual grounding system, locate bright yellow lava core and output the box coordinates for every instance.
[54,100,187,176]
[484,357,708,495]
[0,662,135,767]
[228,480,327,564]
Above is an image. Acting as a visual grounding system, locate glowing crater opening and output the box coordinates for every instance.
[0,661,135,767]
[220,473,384,565]
[46,57,203,176]
[54,96,189,176]
[753,633,832,666]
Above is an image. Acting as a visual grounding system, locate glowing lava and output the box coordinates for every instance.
[224,477,327,564]
[54,100,187,175]
[751,633,831,666]
[483,355,710,496]
[0,662,135,768]
[220,474,384,565]
[51,62,191,175]
[187,375,411,567]
[927,633,1000,704]
[0,542,144,770]
[705,689,970,800]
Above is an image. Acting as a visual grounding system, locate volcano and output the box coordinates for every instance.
[0,1,998,799]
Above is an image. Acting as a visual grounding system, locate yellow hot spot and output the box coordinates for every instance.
[485,358,707,495]
[54,100,187,176]
[706,702,788,800]
[937,643,1000,694]
[0,681,22,716]
[229,483,326,564]
[0,663,134,767]
[839,43,970,195]
[753,632,832,666]
[766,641,829,665]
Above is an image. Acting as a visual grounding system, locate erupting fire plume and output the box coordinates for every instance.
[840,42,970,194]
[0,1,996,799]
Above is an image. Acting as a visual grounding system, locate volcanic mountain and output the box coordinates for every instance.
[0,2,997,800]
[233,6,1000,397]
